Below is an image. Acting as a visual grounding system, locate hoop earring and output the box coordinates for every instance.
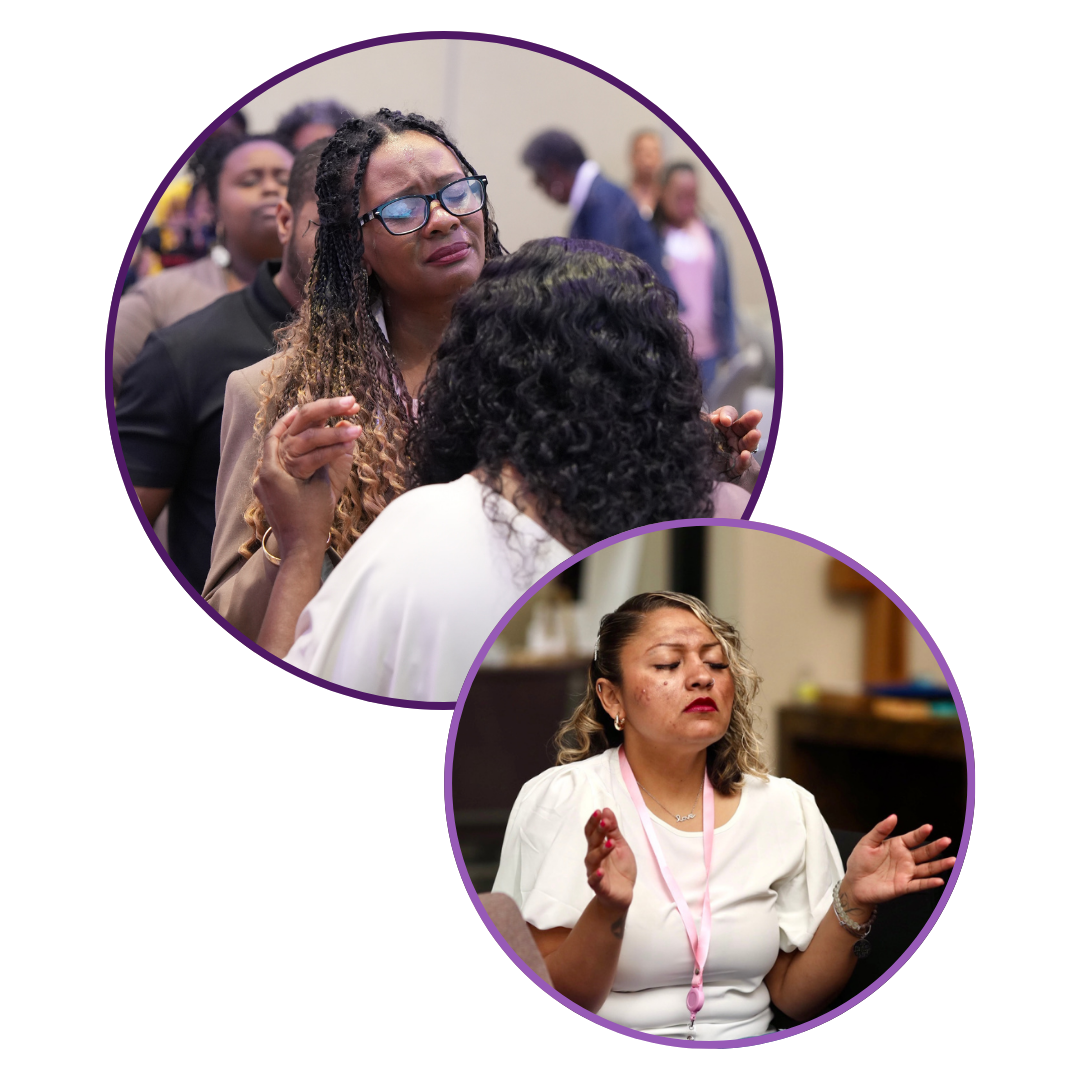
[614,715,625,731]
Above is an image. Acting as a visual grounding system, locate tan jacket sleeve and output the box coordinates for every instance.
[112,259,229,393]
[202,359,282,641]
[112,289,160,393]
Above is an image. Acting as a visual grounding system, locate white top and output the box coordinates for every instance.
[285,475,572,701]
[568,160,602,218]
[492,749,843,1040]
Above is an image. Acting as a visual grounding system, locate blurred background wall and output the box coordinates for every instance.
[238,38,772,336]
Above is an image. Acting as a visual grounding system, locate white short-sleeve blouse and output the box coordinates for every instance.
[284,475,571,701]
[492,748,843,1040]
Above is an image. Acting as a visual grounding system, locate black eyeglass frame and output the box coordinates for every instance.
[358,175,489,236]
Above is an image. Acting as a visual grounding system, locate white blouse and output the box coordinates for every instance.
[492,748,843,1040]
[284,475,572,701]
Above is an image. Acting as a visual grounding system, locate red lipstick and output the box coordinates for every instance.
[684,698,718,712]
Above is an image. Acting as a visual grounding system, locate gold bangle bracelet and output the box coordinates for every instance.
[261,526,282,566]
[260,526,332,566]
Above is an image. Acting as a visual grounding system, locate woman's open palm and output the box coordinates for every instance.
[845,815,956,906]
[584,808,637,912]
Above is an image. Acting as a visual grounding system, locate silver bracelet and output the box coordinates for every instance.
[832,881,876,957]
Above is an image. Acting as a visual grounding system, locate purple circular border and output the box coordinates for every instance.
[444,517,974,1049]
[103,32,783,709]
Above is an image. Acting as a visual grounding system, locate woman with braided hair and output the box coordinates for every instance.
[203,109,512,635]
[249,109,505,545]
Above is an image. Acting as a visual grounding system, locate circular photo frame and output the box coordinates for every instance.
[446,517,973,1048]
[106,33,784,709]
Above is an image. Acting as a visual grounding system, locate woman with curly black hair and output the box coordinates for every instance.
[410,237,745,549]
[256,239,750,700]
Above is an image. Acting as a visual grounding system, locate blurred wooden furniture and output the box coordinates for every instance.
[453,660,590,892]
[777,703,967,846]
[828,559,908,683]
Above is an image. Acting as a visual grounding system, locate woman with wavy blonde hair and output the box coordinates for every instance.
[493,591,955,1041]
[554,592,767,791]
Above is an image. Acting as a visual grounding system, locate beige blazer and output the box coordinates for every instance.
[202,355,284,640]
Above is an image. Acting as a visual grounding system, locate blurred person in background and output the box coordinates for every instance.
[136,174,217,277]
[274,99,355,152]
[115,139,325,591]
[653,162,737,399]
[522,130,672,289]
[112,132,294,392]
[216,109,247,139]
[627,130,663,220]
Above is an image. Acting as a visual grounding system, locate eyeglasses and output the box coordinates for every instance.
[359,175,488,236]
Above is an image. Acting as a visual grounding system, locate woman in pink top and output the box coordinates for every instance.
[654,163,738,400]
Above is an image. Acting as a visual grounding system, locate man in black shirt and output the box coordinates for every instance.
[116,138,327,590]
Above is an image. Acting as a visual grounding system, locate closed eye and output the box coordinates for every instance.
[654,661,729,671]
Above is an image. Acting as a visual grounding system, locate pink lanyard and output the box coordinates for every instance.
[618,746,714,1036]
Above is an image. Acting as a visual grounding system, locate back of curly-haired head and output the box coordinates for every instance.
[245,108,506,558]
[553,592,768,795]
[408,238,735,551]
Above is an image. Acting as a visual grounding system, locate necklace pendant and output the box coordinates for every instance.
[676,812,695,822]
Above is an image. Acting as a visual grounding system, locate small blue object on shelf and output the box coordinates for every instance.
[865,680,953,703]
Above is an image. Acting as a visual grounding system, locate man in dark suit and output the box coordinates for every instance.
[522,130,673,289]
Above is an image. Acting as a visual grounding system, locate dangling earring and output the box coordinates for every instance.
[211,223,231,268]
[614,715,625,731]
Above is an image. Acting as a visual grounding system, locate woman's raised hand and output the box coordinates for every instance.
[584,808,637,912]
[253,397,361,561]
[843,815,957,907]
[275,397,362,493]
[709,406,763,477]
